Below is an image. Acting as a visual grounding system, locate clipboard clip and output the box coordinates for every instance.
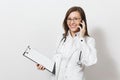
[23,45,31,55]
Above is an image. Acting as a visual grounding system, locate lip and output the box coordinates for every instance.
[70,26,77,28]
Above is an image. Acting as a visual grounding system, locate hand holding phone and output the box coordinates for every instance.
[78,20,84,29]
[79,20,86,37]
[79,23,83,29]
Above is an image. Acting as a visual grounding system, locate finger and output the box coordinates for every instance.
[41,66,45,70]
[37,64,42,69]
[81,20,84,26]
[81,20,85,29]
[78,26,81,29]
[37,64,42,67]
[39,65,43,68]
[39,65,45,70]
[36,64,39,67]
[38,66,42,70]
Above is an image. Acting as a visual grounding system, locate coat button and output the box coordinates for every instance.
[75,34,77,36]
[81,40,83,42]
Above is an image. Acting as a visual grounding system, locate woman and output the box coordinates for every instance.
[37,6,97,80]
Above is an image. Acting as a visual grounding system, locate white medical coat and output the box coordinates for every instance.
[51,32,97,80]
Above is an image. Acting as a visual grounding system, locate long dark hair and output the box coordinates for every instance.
[62,6,89,42]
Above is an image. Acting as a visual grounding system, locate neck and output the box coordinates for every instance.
[70,29,80,37]
[70,31,75,37]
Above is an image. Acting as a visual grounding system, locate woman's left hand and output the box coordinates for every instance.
[79,20,86,37]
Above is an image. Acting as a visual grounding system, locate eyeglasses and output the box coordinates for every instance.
[67,18,81,22]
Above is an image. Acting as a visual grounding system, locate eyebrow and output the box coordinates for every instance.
[67,17,81,19]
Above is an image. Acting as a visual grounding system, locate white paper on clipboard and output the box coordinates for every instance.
[23,46,55,73]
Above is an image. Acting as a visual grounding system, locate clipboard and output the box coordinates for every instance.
[23,46,55,73]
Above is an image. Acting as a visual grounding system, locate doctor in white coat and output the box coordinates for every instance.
[37,6,97,80]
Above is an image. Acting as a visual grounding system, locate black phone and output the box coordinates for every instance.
[79,24,83,28]
[79,20,83,28]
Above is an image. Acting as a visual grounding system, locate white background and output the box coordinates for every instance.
[0,0,120,80]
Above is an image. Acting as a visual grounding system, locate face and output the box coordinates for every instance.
[67,11,82,33]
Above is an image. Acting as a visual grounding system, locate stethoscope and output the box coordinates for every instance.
[77,51,82,67]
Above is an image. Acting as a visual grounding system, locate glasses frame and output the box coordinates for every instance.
[67,17,81,22]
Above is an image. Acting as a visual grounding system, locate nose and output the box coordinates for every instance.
[70,19,75,24]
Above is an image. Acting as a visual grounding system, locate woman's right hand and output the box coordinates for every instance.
[36,64,45,71]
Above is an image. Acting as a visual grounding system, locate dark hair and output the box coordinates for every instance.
[62,6,89,42]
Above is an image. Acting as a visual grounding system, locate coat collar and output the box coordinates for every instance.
[67,30,80,38]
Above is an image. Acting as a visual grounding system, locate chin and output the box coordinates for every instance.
[70,28,79,33]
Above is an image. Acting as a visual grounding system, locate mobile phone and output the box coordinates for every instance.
[79,20,83,28]
[77,24,82,31]
[79,24,83,28]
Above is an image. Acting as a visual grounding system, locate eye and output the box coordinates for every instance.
[67,18,72,20]
[74,18,78,20]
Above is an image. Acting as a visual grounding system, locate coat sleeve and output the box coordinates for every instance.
[77,37,97,66]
